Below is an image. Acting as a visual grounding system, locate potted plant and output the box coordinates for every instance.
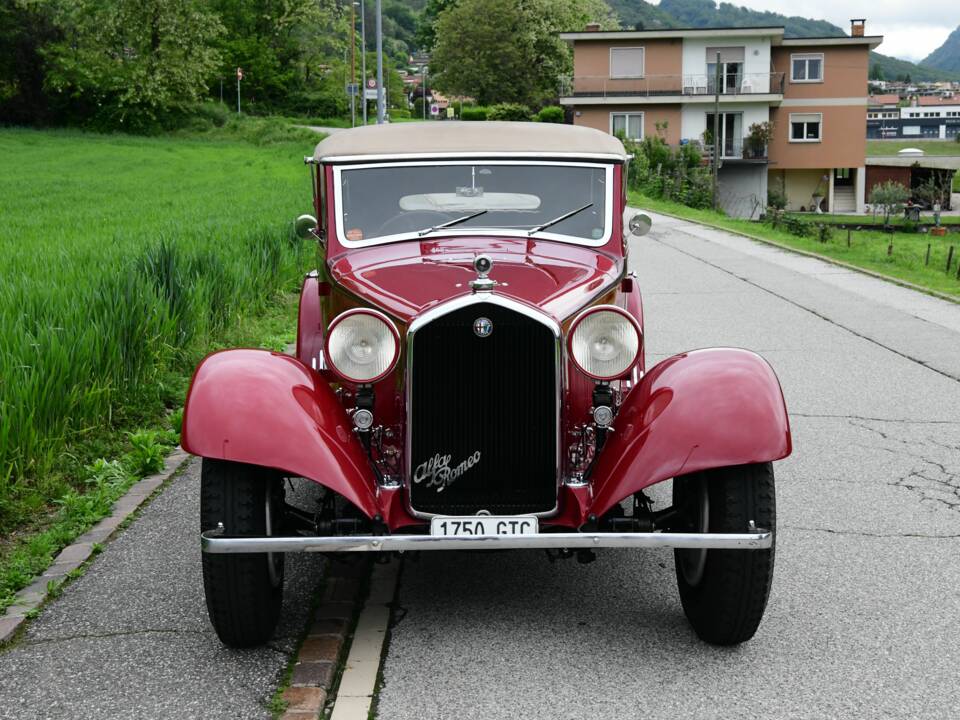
[746,121,773,159]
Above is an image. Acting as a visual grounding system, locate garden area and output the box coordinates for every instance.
[0,128,317,611]
[629,189,960,300]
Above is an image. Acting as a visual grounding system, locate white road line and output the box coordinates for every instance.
[329,560,400,720]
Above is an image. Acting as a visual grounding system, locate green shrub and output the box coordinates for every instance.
[781,215,811,237]
[767,185,788,211]
[535,106,564,123]
[390,108,411,119]
[486,103,532,122]
[816,223,833,242]
[460,106,488,121]
[621,135,712,210]
[127,431,165,477]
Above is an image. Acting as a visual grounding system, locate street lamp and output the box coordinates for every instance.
[376,0,384,123]
[355,1,366,125]
[349,0,357,127]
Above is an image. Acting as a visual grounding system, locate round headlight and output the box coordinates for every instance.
[326,309,400,383]
[568,306,641,380]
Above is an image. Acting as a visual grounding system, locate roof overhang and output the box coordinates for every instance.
[780,36,883,50]
[560,27,784,42]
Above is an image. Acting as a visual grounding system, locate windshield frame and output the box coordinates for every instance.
[331,160,615,249]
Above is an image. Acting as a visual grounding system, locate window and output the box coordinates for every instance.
[908,112,919,118]
[868,112,879,119]
[611,112,644,140]
[791,53,824,83]
[609,47,644,78]
[789,113,822,142]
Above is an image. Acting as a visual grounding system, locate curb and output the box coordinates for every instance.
[278,557,373,720]
[0,447,192,645]
[643,207,960,306]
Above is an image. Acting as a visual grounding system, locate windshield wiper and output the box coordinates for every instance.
[417,209,488,237]
[527,203,593,236]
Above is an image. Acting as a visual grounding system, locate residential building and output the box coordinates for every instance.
[559,22,883,216]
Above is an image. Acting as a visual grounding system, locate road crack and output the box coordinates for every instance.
[783,524,960,539]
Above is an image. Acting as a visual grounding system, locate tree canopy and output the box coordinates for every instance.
[429,0,613,106]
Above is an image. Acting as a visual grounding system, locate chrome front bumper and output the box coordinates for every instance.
[200,528,772,553]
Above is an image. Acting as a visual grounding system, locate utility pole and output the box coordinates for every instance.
[375,0,384,123]
[422,65,427,120]
[350,0,356,127]
[359,0,367,125]
[712,52,721,212]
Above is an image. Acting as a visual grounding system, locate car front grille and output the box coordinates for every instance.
[408,300,558,516]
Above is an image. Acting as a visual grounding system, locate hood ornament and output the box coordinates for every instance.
[469,254,498,293]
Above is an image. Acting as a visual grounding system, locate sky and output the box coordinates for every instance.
[694,1,959,62]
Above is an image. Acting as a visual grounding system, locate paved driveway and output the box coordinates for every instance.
[375,213,960,719]
[0,464,325,720]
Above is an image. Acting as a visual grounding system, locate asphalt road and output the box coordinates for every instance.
[0,464,325,720]
[375,213,960,719]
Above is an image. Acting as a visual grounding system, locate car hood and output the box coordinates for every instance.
[327,237,624,324]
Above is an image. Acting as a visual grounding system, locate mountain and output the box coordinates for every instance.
[603,0,958,82]
[922,25,960,72]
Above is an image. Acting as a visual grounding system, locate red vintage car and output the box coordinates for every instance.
[183,122,791,648]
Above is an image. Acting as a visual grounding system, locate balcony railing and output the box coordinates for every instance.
[696,138,768,162]
[560,72,785,98]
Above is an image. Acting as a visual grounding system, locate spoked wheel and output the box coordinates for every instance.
[672,463,776,646]
[200,458,286,648]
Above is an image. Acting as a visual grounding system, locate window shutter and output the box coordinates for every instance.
[610,48,644,78]
[705,46,745,63]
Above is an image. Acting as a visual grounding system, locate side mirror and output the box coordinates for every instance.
[294,214,319,240]
[628,212,652,237]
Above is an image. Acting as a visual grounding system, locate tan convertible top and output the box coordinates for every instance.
[312,121,628,162]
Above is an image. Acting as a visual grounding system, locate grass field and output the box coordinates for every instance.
[629,192,960,300]
[786,212,960,226]
[0,128,318,607]
[867,139,960,157]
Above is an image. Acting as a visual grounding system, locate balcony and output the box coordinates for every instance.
[559,72,785,100]
[698,138,768,163]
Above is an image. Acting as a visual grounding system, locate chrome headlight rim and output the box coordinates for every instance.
[324,307,401,384]
[567,304,642,381]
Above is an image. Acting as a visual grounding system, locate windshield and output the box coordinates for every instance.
[335,161,611,246]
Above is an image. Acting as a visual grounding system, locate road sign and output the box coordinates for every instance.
[430,103,439,116]
[345,83,359,96]
[236,67,243,80]
[364,88,378,100]
[367,78,377,89]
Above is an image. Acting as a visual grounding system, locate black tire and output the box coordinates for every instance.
[673,462,776,646]
[200,458,285,648]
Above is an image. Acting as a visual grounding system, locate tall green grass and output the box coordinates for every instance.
[0,128,317,534]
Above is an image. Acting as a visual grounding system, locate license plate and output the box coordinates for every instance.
[430,516,538,537]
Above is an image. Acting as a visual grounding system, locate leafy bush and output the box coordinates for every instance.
[869,180,910,226]
[127,431,166,477]
[622,135,712,210]
[535,106,564,123]
[390,108,411,119]
[486,103,532,122]
[816,223,833,242]
[767,185,788,211]
[460,106,488,121]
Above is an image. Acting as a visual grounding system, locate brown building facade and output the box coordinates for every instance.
[560,26,882,216]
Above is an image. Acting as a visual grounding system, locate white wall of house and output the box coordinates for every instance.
[679,103,771,144]
[681,36,772,93]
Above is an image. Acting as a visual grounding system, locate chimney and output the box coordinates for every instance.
[584,22,601,32]
[850,18,866,37]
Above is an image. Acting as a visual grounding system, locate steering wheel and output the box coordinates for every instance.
[376,210,453,236]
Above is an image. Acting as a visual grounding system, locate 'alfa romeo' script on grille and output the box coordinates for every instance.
[413,451,481,493]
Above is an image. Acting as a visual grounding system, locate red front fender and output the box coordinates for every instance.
[181,349,379,518]
[588,348,791,520]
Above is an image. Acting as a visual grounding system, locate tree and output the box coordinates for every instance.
[869,64,885,81]
[415,0,458,51]
[869,180,910,226]
[44,0,223,127]
[429,0,613,107]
